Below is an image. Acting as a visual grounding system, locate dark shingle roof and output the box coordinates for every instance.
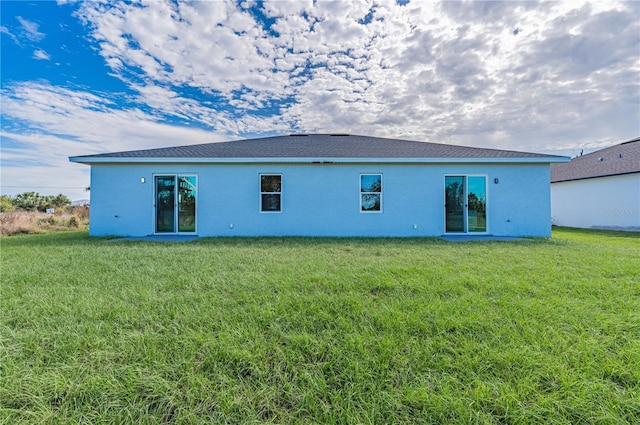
[551,137,640,183]
[71,134,563,161]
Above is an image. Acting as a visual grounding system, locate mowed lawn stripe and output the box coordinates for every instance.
[1,229,639,423]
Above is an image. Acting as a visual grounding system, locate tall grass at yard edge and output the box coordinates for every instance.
[0,207,89,236]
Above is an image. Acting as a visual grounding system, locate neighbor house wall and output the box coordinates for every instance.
[551,173,640,231]
[89,162,552,237]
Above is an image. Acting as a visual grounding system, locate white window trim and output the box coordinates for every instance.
[259,173,282,213]
[360,173,383,213]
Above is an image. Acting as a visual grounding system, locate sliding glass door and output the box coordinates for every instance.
[467,176,487,233]
[155,176,176,233]
[445,176,465,232]
[445,176,487,233]
[155,175,197,233]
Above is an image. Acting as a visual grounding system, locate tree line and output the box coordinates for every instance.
[0,192,72,213]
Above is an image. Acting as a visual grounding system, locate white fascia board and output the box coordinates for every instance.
[69,156,570,164]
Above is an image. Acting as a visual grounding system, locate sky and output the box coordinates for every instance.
[1,0,639,201]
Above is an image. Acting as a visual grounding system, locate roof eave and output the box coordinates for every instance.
[551,170,640,183]
[69,156,570,165]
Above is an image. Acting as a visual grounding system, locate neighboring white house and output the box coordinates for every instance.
[71,199,90,207]
[551,137,640,232]
[70,134,568,238]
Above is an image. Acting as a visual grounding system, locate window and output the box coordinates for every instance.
[260,174,281,212]
[360,174,382,212]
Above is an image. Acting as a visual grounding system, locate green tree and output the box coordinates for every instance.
[49,194,71,210]
[467,192,485,213]
[12,192,71,212]
[14,192,41,211]
[0,195,16,212]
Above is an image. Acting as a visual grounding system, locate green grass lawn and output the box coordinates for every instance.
[1,228,639,424]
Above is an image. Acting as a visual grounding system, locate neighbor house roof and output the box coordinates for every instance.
[70,134,568,164]
[551,137,640,183]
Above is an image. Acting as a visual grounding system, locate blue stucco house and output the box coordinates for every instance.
[69,134,568,237]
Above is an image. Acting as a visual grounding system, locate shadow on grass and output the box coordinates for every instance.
[5,226,635,250]
[0,231,103,247]
[1,230,561,250]
[552,226,640,239]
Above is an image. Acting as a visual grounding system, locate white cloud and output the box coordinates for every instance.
[1,25,20,45]
[0,81,231,199]
[1,131,92,200]
[1,82,229,149]
[32,49,51,60]
[16,16,45,41]
[67,0,637,153]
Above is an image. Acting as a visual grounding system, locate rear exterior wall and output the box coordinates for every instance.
[89,162,552,237]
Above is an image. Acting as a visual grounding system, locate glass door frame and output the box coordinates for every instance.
[443,174,489,235]
[153,173,198,234]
